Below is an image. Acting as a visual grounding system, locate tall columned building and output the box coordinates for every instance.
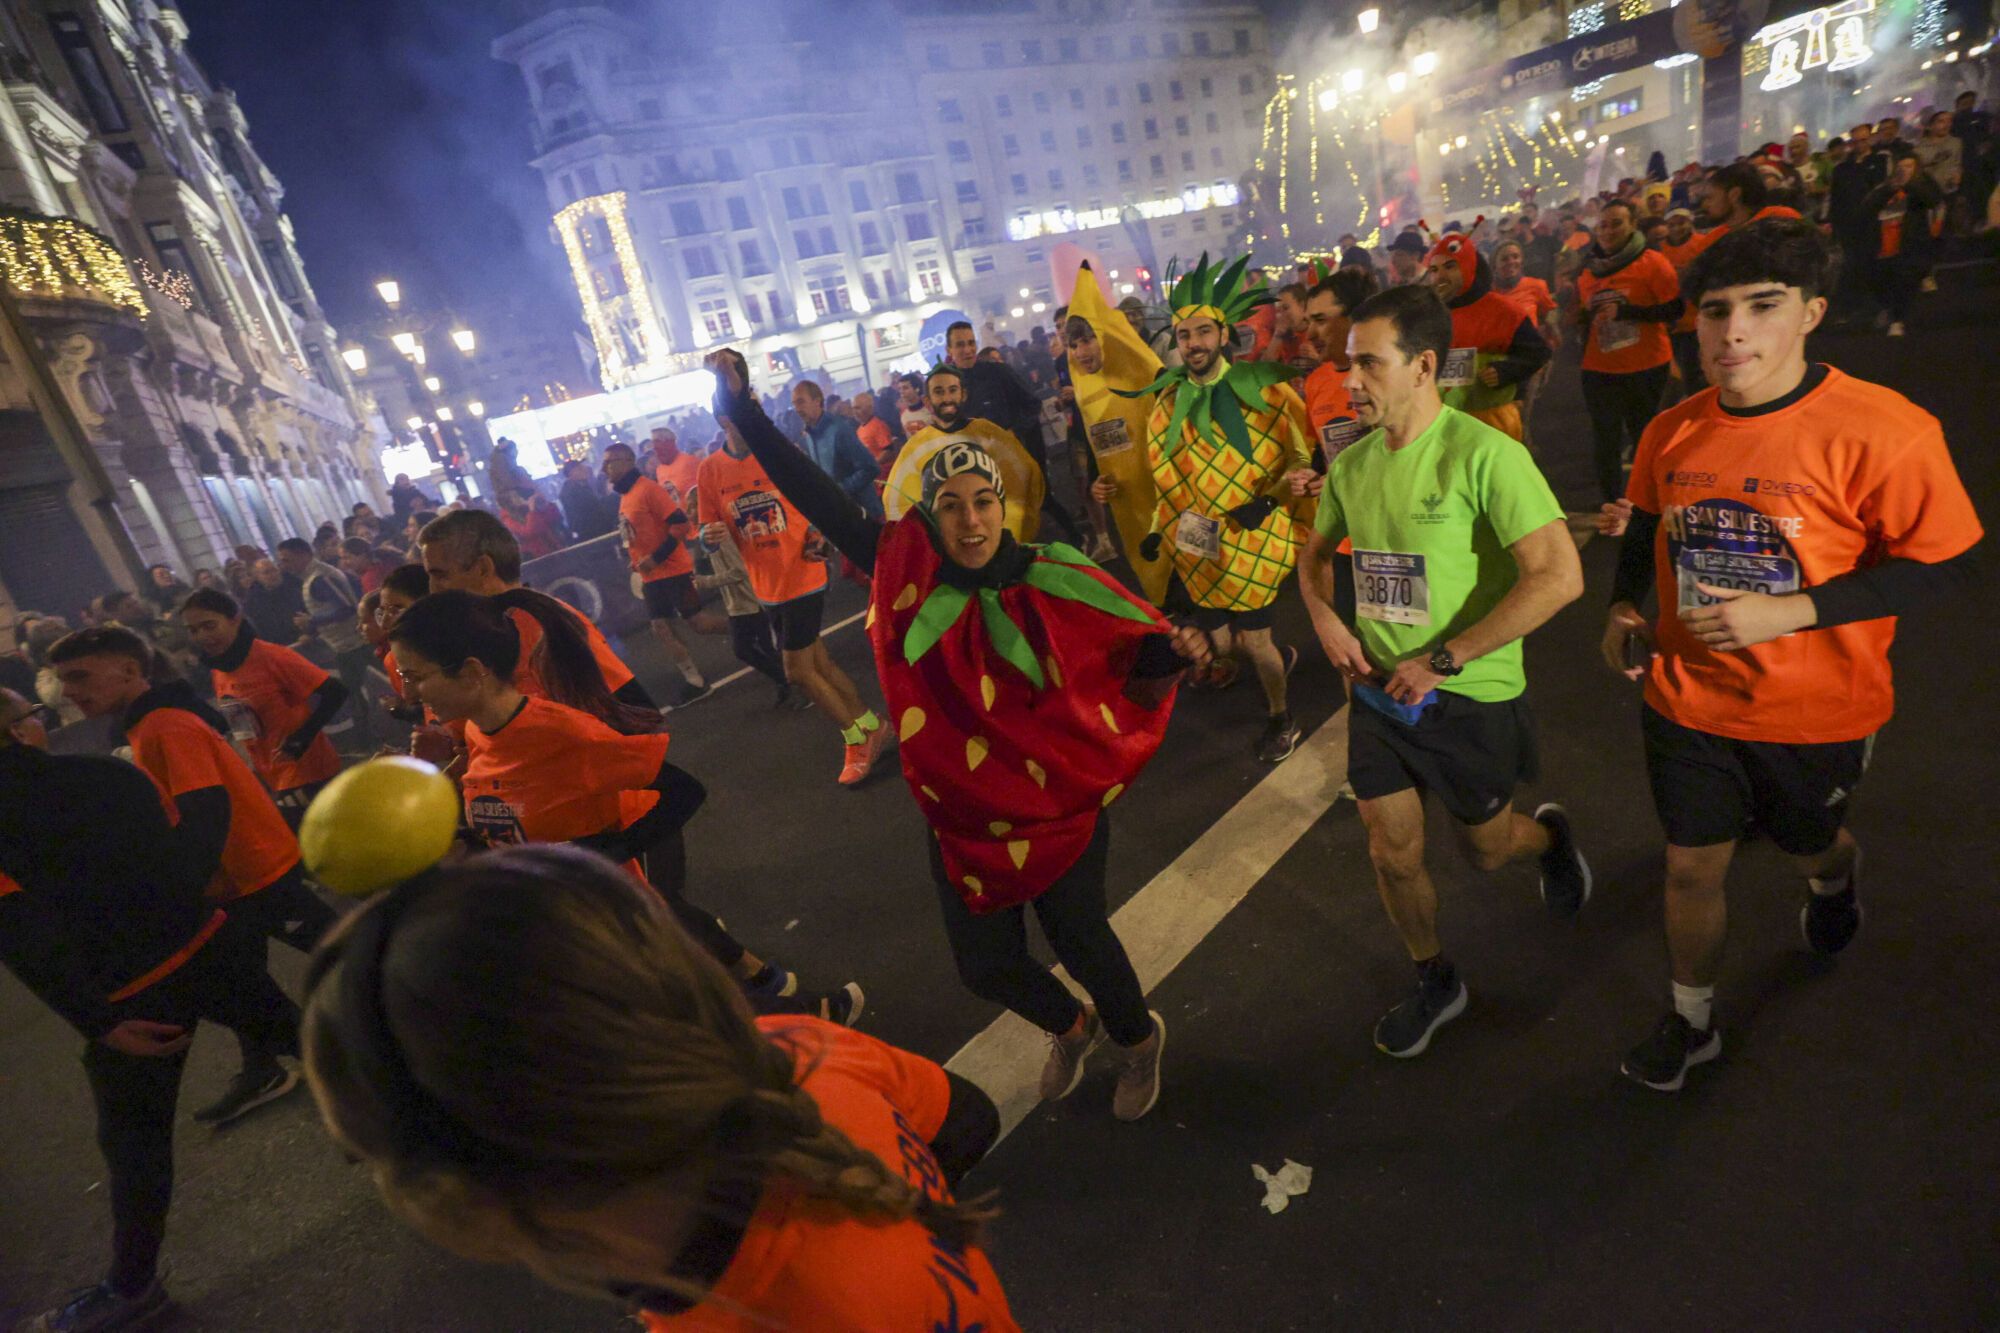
[493,0,1272,396]
[0,0,378,632]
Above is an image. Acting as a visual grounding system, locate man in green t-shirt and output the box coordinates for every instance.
[1298,285,1592,1059]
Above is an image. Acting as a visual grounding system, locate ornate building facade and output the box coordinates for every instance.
[0,0,379,634]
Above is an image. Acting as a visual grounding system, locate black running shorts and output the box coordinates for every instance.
[1347,689,1539,825]
[770,591,825,652]
[1641,704,1870,855]
[641,573,698,621]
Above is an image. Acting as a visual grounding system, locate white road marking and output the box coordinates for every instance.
[944,709,1352,1139]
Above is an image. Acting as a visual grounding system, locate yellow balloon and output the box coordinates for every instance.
[300,757,460,898]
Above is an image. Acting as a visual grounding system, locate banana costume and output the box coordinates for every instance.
[884,416,1044,542]
[1119,253,1313,614]
[1066,262,1173,604]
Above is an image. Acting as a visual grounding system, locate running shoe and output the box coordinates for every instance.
[191,1061,299,1126]
[1534,802,1592,918]
[1255,711,1302,764]
[16,1277,168,1333]
[1620,1013,1721,1092]
[1088,532,1119,564]
[837,726,888,786]
[1111,1011,1167,1121]
[772,682,791,709]
[1189,658,1241,691]
[816,982,866,1028]
[1039,1005,1104,1102]
[1373,974,1468,1058]
[1802,851,1863,956]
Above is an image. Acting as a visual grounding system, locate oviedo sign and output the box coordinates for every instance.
[1428,9,1679,116]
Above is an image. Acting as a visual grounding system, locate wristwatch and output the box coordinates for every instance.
[1429,646,1463,677]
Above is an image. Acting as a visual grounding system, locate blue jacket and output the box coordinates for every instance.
[800,412,884,519]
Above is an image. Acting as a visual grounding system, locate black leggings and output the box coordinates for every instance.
[929,818,1152,1047]
[1580,365,1671,503]
[642,829,748,969]
[219,867,334,1063]
[84,928,299,1293]
[728,610,786,687]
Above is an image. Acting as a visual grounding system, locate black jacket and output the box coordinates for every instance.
[958,359,1049,466]
[0,746,215,1038]
[561,477,615,541]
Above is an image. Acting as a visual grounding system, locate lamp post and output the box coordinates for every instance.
[1358,8,1380,34]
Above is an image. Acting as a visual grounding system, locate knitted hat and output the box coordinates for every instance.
[920,439,1005,509]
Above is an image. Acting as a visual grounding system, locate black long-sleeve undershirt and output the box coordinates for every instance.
[1610,504,1981,627]
[571,757,706,865]
[723,394,884,573]
[1490,315,1552,387]
[284,677,348,754]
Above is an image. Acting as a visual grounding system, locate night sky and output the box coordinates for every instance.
[174,0,1307,339]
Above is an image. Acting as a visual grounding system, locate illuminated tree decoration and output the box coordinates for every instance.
[0,211,148,318]
[554,191,673,390]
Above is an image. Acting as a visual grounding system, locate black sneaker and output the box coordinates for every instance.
[772,682,792,709]
[1255,712,1301,764]
[192,1062,299,1126]
[1801,852,1863,956]
[1373,974,1468,1058]
[1534,802,1592,918]
[1620,1013,1722,1092]
[816,982,866,1027]
[19,1276,169,1332]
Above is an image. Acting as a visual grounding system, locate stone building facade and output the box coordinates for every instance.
[0,0,380,635]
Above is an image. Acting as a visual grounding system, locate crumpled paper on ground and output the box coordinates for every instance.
[1252,1159,1313,1214]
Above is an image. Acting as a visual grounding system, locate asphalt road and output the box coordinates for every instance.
[4,269,1996,1331]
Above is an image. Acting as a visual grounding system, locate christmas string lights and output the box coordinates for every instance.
[134,258,193,309]
[0,212,148,318]
[554,191,672,389]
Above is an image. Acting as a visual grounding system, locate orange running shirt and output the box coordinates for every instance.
[210,638,341,793]
[855,415,893,466]
[656,451,702,507]
[460,696,668,873]
[697,449,830,606]
[1627,368,1983,744]
[508,598,636,699]
[644,1016,1019,1333]
[1658,236,1714,333]
[1492,275,1556,326]
[621,474,695,582]
[1576,248,1679,374]
[126,706,300,901]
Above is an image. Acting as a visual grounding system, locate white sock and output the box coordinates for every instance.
[1810,845,1860,896]
[1672,981,1714,1032]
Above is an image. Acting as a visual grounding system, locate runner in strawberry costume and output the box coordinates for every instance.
[704,347,1210,1122]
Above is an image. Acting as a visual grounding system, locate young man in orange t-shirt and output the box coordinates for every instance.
[1600,221,1982,1092]
[651,424,701,502]
[1575,198,1684,502]
[699,415,887,786]
[49,627,335,1125]
[606,440,716,703]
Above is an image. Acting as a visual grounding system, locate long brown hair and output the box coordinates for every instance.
[302,847,990,1306]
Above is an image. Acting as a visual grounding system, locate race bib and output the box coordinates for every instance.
[1353,549,1430,626]
[1595,317,1639,353]
[216,697,262,747]
[1088,417,1134,457]
[1319,418,1364,460]
[1174,510,1223,562]
[1675,548,1800,612]
[1439,347,1477,389]
[466,794,527,845]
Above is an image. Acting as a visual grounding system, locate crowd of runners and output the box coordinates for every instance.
[0,115,1990,1331]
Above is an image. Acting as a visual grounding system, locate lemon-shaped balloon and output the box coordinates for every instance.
[301,757,459,898]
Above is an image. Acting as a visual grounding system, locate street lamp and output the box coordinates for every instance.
[1031,301,1047,313]
[1018,287,1031,298]
[1318,87,1340,111]
[450,328,476,354]
[340,346,367,373]
[436,406,455,422]
[1010,305,1026,317]
[1387,70,1408,94]
[411,344,427,366]
[1455,134,1468,148]
[423,375,442,392]
[376,279,401,308]
[1357,8,1380,34]
[1413,51,1439,78]
[390,331,419,357]
[404,415,423,431]
[467,401,485,418]
[1342,68,1365,93]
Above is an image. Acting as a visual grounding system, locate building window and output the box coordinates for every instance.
[793,228,819,258]
[940,97,964,122]
[1210,146,1224,168]
[1175,116,1189,137]
[146,222,208,305]
[1111,122,1126,144]
[1010,173,1029,195]
[995,94,1012,117]
[739,239,769,275]
[1149,155,1164,177]
[671,200,705,235]
[1128,35,1145,57]
[1117,159,1133,181]
[1076,126,1093,149]
[1106,87,1120,108]
[1022,39,1043,62]
[1143,118,1158,140]
[818,226,836,255]
[769,291,786,322]
[947,139,972,164]
[744,293,764,326]
[807,272,852,316]
[1163,33,1183,57]
[1069,89,1085,111]
[980,41,1003,65]
[1083,163,1100,186]
[964,217,989,240]
[577,164,602,194]
[698,298,735,339]
[895,171,924,204]
[850,180,871,212]
[1200,77,1213,97]
[861,271,880,302]
[47,14,129,133]
[808,184,828,214]
[771,138,794,168]
[1193,31,1212,55]
[858,220,885,255]
[1205,112,1219,133]
[1025,248,1044,266]
[1180,150,1194,171]
[1039,130,1057,152]
[783,187,807,220]
[794,136,815,163]
[684,245,720,278]
[1238,74,1255,95]
[727,196,752,230]
[916,258,946,298]
[258,239,301,301]
[1048,169,1064,190]
[1599,91,1643,120]
[971,253,997,275]
[956,179,980,203]
[1003,134,1021,158]
[905,212,935,242]
[1234,28,1251,53]
[1138,81,1152,104]
[927,44,950,69]
[1170,80,1185,101]
[1059,37,1079,61]
[714,147,739,179]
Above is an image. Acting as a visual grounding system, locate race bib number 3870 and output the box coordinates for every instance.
[1354,549,1430,625]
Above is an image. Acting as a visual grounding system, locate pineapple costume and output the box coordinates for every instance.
[1122,253,1314,613]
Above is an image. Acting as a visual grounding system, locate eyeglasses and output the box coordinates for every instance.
[5,703,57,733]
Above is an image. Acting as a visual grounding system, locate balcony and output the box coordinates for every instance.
[0,213,150,322]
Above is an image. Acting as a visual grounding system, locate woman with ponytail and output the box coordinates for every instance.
[302,845,1013,1331]
[387,591,861,1024]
